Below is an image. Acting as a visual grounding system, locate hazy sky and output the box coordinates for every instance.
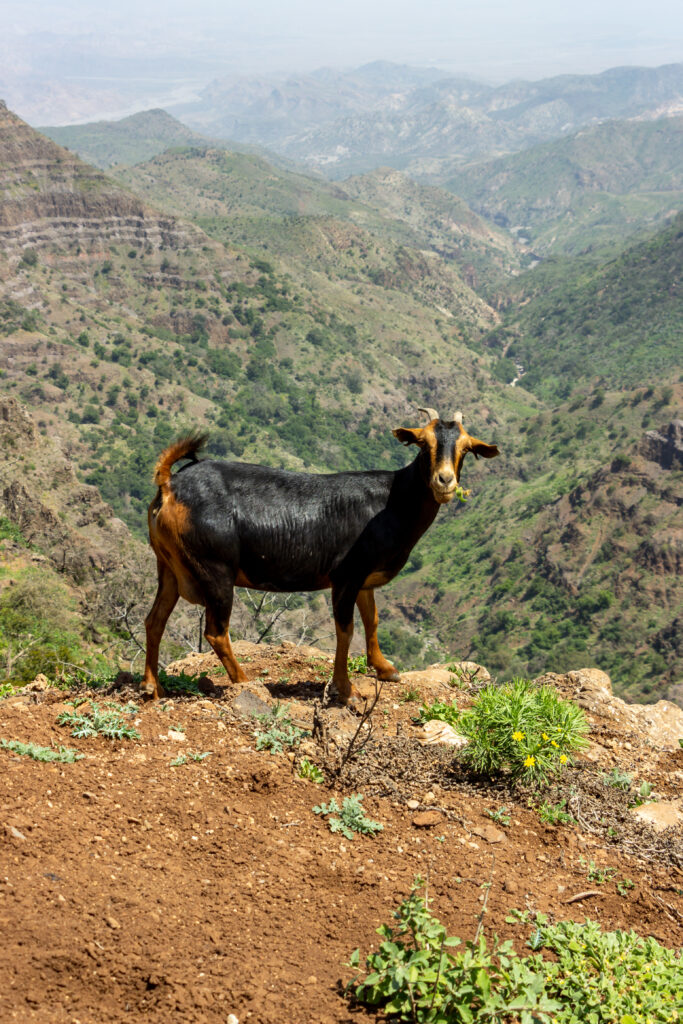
[5,0,683,81]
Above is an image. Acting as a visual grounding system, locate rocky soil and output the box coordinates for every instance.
[1,643,682,1023]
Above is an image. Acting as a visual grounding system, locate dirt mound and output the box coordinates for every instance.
[1,645,682,1022]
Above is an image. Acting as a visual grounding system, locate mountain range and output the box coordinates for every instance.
[0,88,680,705]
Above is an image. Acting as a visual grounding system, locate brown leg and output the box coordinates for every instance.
[331,584,362,704]
[356,589,400,682]
[332,619,360,704]
[142,562,179,699]
[204,596,248,685]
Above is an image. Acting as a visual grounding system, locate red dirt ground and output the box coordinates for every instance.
[1,642,682,1023]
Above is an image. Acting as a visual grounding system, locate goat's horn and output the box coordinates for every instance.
[453,411,463,424]
[417,406,439,422]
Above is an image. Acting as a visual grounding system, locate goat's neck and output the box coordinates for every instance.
[390,456,441,542]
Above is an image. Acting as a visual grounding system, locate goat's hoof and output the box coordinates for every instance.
[141,680,165,701]
[377,668,400,682]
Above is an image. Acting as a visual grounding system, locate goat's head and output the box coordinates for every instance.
[393,407,499,504]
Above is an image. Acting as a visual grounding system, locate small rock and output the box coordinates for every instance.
[9,826,26,841]
[197,676,215,695]
[406,799,420,811]
[232,689,272,718]
[412,811,444,828]
[106,915,121,930]
[421,719,468,747]
[227,1015,239,1024]
[630,800,683,832]
[167,730,186,743]
[423,791,436,806]
[470,824,506,844]
[503,879,518,894]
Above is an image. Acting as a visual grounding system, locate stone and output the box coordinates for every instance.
[421,719,468,747]
[412,811,444,828]
[231,689,272,719]
[167,730,186,743]
[470,823,506,844]
[406,799,420,811]
[630,799,683,833]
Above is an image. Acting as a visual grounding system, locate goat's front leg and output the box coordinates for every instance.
[356,589,400,682]
[331,584,362,705]
[204,587,249,685]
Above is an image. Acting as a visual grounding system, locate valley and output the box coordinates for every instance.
[0,62,681,707]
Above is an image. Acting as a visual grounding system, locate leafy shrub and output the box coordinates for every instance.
[527,914,682,1024]
[428,679,589,787]
[314,794,383,839]
[348,880,558,1022]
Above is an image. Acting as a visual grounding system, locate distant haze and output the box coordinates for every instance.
[2,0,682,124]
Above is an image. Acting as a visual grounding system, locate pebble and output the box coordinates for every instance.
[406,799,420,811]
[412,811,443,828]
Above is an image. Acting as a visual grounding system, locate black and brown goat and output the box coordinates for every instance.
[143,409,499,703]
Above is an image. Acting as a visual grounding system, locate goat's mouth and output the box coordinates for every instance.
[431,483,457,504]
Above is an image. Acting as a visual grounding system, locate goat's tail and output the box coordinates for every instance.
[153,434,207,493]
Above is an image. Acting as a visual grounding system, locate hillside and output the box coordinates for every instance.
[446,115,683,255]
[0,99,681,705]
[178,61,683,178]
[491,212,683,399]
[114,147,524,302]
[38,109,218,169]
[1,649,682,1021]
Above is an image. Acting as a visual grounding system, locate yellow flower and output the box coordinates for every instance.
[512,730,525,741]
[524,755,535,767]
[551,740,559,747]
[542,732,550,741]
[560,755,568,764]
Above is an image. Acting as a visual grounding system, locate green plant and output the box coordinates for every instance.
[486,806,511,826]
[456,679,589,787]
[0,682,15,699]
[616,878,635,897]
[0,738,84,763]
[170,754,188,766]
[348,880,559,1023]
[419,699,460,729]
[537,799,575,826]
[313,794,383,839]
[629,780,655,807]
[601,767,632,791]
[348,653,368,675]
[298,758,324,783]
[398,687,421,703]
[525,914,682,1024]
[579,857,618,885]
[254,702,308,752]
[57,700,140,740]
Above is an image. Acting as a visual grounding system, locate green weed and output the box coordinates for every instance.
[537,799,575,826]
[348,654,368,675]
[57,700,140,740]
[0,738,84,763]
[298,758,324,783]
[254,702,308,752]
[601,767,632,791]
[486,806,511,826]
[313,794,383,839]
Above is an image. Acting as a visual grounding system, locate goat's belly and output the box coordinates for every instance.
[235,568,332,593]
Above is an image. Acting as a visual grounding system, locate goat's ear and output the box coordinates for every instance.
[393,426,427,447]
[469,437,499,460]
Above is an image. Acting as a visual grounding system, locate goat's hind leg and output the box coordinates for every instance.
[203,584,248,685]
[356,589,400,683]
[143,561,179,699]
[331,583,362,705]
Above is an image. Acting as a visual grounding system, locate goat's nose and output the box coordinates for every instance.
[437,471,455,487]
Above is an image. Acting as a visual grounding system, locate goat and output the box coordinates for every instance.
[142,408,499,703]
